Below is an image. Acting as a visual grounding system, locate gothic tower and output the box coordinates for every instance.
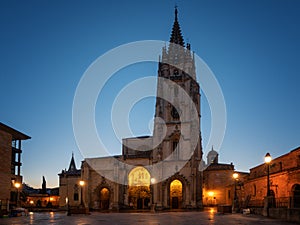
[152,7,203,208]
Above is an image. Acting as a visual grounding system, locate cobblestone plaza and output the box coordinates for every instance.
[0,211,295,225]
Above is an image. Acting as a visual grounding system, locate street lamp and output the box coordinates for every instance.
[264,152,272,217]
[264,153,272,196]
[79,180,85,207]
[150,178,155,212]
[232,172,239,212]
[14,182,21,207]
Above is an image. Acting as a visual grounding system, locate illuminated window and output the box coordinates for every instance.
[128,166,150,187]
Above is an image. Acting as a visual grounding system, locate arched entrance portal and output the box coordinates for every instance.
[170,179,182,209]
[100,188,110,210]
[128,166,150,209]
[292,184,300,208]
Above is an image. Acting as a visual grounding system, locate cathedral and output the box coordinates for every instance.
[59,8,203,211]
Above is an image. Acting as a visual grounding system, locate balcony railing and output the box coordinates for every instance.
[245,197,296,209]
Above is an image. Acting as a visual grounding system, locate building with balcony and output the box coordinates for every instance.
[0,122,30,212]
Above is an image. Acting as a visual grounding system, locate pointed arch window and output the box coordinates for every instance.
[172,140,179,160]
[171,106,179,120]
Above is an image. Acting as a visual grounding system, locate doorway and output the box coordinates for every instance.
[170,179,182,209]
[128,166,151,209]
[292,184,300,208]
[100,188,110,210]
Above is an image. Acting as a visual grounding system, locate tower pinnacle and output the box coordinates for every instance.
[170,7,185,47]
[68,153,77,172]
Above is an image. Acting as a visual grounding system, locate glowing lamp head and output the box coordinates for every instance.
[233,173,239,180]
[15,182,21,188]
[150,178,156,184]
[208,191,214,197]
[79,180,85,186]
[264,153,272,164]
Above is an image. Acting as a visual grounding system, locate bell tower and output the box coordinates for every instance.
[152,7,203,208]
[153,7,201,163]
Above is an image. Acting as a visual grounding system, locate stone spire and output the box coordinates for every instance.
[169,6,185,47]
[68,152,77,172]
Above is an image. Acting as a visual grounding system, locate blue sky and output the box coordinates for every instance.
[1,0,299,188]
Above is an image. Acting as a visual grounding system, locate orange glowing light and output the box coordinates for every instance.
[208,191,214,197]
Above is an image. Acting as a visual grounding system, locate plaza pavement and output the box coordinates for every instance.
[0,210,295,225]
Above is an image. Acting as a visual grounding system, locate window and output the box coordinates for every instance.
[172,141,179,160]
[279,162,282,171]
[74,193,79,201]
[228,190,231,199]
[173,141,178,152]
[253,184,256,196]
[171,107,179,120]
[74,184,79,201]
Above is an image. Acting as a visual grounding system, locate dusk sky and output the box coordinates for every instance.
[1,0,299,188]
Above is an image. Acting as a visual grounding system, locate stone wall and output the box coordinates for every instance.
[244,147,300,206]
[251,207,300,223]
[203,166,234,206]
[59,175,81,208]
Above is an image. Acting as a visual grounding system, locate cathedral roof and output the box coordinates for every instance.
[169,7,185,47]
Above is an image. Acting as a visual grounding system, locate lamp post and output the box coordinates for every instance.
[14,182,21,207]
[150,178,155,212]
[264,152,272,217]
[232,172,239,213]
[79,180,85,207]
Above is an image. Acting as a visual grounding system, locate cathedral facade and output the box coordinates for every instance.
[59,8,203,211]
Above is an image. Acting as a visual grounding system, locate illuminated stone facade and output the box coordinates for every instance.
[203,162,234,206]
[59,8,203,210]
[244,147,300,208]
